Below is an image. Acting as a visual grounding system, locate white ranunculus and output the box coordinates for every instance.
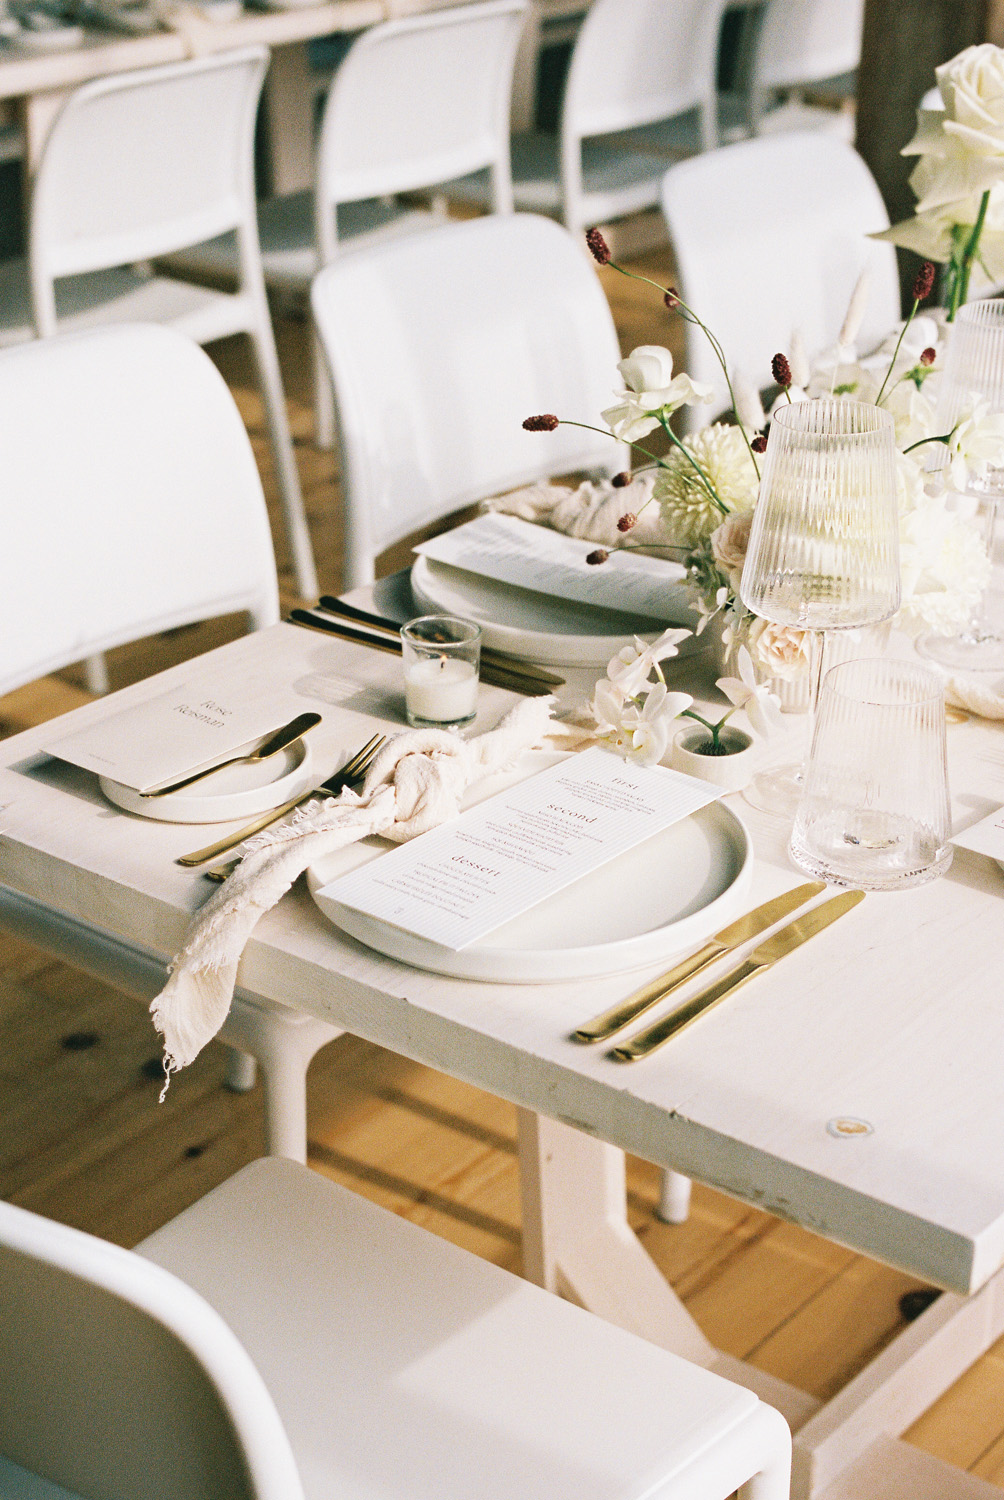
[602,346,714,442]
[745,618,813,682]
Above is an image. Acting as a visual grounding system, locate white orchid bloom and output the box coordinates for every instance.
[946,400,1004,490]
[717,646,784,738]
[590,676,628,734]
[693,586,729,636]
[605,627,692,697]
[602,345,714,442]
[619,682,694,767]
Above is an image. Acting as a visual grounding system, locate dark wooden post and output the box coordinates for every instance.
[856,0,989,306]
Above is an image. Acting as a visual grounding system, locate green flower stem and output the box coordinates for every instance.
[552,418,671,471]
[601,257,762,482]
[902,432,952,454]
[679,706,736,750]
[948,190,990,321]
[874,293,924,407]
[656,413,730,516]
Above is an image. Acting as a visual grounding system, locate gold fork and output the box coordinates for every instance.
[176,733,386,870]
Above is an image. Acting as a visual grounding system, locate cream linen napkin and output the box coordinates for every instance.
[943,676,1004,719]
[486,473,674,553]
[151,696,560,1087]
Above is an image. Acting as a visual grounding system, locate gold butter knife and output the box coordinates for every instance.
[610,888,865,1062]
[571,881,826,1044]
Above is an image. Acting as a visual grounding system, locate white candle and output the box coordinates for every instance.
[404,655,479,724]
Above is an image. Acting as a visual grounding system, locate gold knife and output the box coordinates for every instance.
[609,888,865,1062]
[571,881,826,1044]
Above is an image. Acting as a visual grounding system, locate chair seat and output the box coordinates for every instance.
[0,259,255,349]
[718,93,856,145]
[448,125,701,223]
[162,195,453,295]
[137,1157,769,1500]
[0,1455,84,1500]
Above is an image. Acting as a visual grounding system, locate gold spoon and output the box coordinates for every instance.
[140,712,321,798]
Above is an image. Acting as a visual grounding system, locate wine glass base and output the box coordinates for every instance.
[915,629,1004,672]
[741,763,803,819]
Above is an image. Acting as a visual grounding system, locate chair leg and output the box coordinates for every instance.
[84,654,109,694]
[656,1169,692,1224]
[311,326,336,451]
[245,325,318,600]
[259,1047,309,1164]
[224,1047,257,1093]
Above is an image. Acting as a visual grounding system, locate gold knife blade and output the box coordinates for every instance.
[571,881,826,1044]
[610,888,865,1062]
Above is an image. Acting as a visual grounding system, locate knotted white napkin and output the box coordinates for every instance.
[943,675,1004,719]
[487,474,675,554]
[151,696,559,1087]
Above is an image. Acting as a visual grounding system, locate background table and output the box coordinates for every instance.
[2,615,1004,1500]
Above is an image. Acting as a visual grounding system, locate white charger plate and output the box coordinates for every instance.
[410,555,700,669]
[306,751,752,983]
[100,739,314,824]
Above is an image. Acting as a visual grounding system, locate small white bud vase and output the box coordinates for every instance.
[670,724,756,793]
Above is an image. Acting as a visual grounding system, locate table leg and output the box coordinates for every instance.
[262,43,317,197]
[515,1110,1004,1500]
[18,88,68,176]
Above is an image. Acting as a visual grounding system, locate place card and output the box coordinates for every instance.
[320,746,718,950]
[45,654,312,794]
[415,513,689,621]
[950,804,1004,863]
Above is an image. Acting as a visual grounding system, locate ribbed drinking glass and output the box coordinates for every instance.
[916,295,1004,671]
[789,657,952,890]
[739,398,901,816]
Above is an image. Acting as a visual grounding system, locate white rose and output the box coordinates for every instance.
[938,44,1004,158]
[602,346,714,443]
[618,346,677,393]
[710,511,753,573]
[745,618,812,682]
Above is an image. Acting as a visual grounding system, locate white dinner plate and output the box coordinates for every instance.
[306,751,752,983]
[100,739,315,824]
[410,554,700,668]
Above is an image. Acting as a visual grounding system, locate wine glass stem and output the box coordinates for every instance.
[801,629,831,777]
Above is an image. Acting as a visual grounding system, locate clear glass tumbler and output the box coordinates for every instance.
[401,615,481,729]
[788,657,952,891]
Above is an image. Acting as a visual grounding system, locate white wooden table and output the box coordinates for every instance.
[2,614,1004,1500]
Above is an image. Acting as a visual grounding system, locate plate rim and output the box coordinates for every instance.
[99,738,314,823]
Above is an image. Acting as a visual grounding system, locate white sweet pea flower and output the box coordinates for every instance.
[602,345,714,442]
[605,627,692,697]
[717,646,784,737]
[946,400,1004,489]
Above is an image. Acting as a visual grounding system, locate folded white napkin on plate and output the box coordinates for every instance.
[151,697,560,1088]
[486,473,675,555]
[943,675,1004,719]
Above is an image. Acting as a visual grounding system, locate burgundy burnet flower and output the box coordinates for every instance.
[771,352,792,388]
[586,548,610,565]
[751,434,768,453]
[913,261,936,302]
[585,227,611,265]
[920,346,937,366]
[611,471,631,487]
[664,287,681,310]
[522,413,559,431]
[616,513,637,532]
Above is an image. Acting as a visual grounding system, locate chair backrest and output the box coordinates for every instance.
[754,0,865,93]
[563,0,726,145]
[315,0,527,259]
[0,1196,304,1500]
[29,47,266,331]
[0,324,279,696]
[311,213,626,590]
[661,132,900,425]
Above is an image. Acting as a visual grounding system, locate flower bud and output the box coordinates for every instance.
[586,548,610,565]
[920,346,937,366]
[585,228,611,265]
[912,261,936,302]
[751,434,768,453]
[771,352,792,388]
[522,414,559,431]
[611,470,631,487]
[616,513,637,532]
[664,287,680,310]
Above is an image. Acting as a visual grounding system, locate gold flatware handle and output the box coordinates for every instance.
[140,711,320,798]
[176,791,308,866]
[572,941,725,1043]
[611,959,764,1061]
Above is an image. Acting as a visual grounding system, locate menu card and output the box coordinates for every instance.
[950,805,1004,864]
[320,746,718,951]
[45,654,312,794]
[415,513,689,621]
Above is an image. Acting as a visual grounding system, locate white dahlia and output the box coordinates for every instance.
[653,424,759,546]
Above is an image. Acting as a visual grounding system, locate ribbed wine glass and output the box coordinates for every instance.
[916,296,1004,672]
[739,397,901,817]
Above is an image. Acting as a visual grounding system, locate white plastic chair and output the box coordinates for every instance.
[0,1156,792,1500]
[661,131,900,427]
[311,212,628,590]
[0,46,318,602]
[0,324,341,1163]
[722,0,865,141]
[448,0,728,235]
[169,0,528,448]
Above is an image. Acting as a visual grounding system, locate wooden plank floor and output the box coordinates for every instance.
[2,237,1003,1482]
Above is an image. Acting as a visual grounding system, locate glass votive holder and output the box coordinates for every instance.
[788,657,952,891]
[401,615,481,729]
